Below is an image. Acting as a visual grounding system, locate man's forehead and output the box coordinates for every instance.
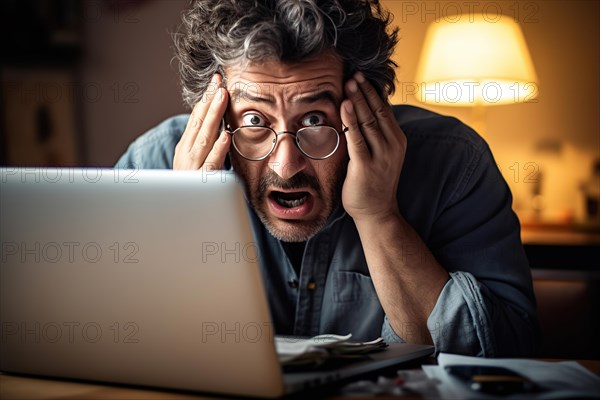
[223,56,344,103]
[228,81,340,104]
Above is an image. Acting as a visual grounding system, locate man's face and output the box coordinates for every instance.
[224,54,349,242]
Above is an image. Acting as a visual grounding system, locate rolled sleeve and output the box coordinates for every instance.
[427,271,494,356]
[381,315,407,344]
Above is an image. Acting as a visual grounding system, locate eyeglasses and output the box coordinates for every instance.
[224,122,347,161]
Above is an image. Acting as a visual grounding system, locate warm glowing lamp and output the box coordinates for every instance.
[414,14,538,134]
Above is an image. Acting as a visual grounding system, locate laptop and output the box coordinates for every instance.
[0,167,434,398]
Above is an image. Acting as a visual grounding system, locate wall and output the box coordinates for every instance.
[82,0,188,166]
[383,0,600,223]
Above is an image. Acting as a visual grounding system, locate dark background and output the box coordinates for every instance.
[1,0,187,167]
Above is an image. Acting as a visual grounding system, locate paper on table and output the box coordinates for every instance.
[275,334,387,366]
[422,352,600,399]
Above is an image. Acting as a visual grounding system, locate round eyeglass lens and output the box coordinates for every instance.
[232,126,276,160]
[297,126,340,159]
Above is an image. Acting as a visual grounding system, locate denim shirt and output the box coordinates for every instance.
[115,105,540,357]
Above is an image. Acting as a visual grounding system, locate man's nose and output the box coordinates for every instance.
[268,133,307,180]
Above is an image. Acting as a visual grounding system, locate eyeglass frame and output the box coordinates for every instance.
[222,120,348,161]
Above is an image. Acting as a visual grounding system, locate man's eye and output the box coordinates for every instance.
[242,113,265,126]
[301,113,325,127]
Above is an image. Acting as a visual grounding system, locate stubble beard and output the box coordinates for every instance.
[231,159,347,243]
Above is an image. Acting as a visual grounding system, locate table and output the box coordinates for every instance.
[2,359,599,399]
[520,222,600,359]
[521,221,600,272]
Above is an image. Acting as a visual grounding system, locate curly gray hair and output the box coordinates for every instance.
[173,0,399,108]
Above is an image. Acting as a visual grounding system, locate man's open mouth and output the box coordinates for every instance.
[270,191,310,208]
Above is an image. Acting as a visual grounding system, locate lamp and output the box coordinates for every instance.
[414,14,538,134]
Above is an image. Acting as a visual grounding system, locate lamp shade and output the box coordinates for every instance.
[414,14,538,106]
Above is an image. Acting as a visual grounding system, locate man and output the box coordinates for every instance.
[116,0,540,357]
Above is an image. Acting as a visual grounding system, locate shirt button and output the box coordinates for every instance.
[307,281,317,291]
[288,280,298,289]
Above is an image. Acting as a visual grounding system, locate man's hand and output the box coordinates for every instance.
[173,74,230,170]
[340,72,407,223]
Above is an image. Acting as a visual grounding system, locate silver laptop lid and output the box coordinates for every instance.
[0,168,285,398]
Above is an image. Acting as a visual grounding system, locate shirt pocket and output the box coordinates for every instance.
[333,270,378,303]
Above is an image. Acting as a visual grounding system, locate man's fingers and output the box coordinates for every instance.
[344,78,384,152]
[178,101,205,150]
[203,130,231,170]
[174,74,229,171]
[189,87,228,161]
[179,74,222,150]
[341,99,370,162]
[354,72,397,140]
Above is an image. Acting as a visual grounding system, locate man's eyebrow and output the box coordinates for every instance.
[227,86,341,106]
[229,88,274,103]
[293,89,341,107]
